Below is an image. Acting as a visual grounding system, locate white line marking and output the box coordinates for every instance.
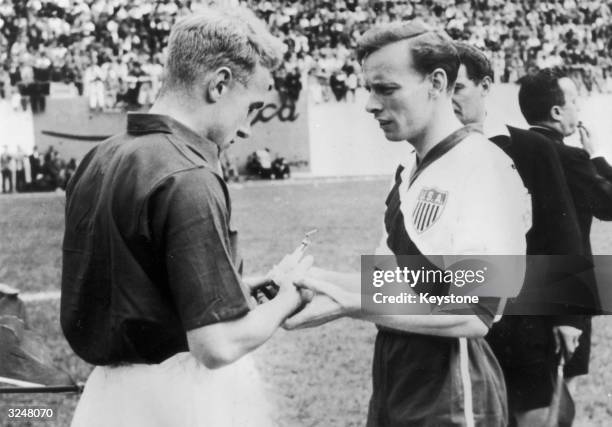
[20,291,61,302]
[0,376,45,387]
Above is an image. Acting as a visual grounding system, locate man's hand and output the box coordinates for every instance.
[248,243,311,303]
[577,122,597,155]
[283,276,360,330]
[296,277,361,310]
[272,255,314,313]
[553,325,582,360]
[283,294,345,330]
[242,275,271,292]
[267,243,308,281]
[186,257,313,369]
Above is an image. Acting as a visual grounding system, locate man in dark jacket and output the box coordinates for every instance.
[452,45,607,426]
[518,66,612,388]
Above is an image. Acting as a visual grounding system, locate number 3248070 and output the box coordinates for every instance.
[7,407,54,419]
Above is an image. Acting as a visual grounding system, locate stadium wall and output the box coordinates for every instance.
[19,84,612,176]
[308,84,612,176]
[31,89,311,173]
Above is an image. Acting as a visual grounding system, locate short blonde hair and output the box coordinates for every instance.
[162,7,283,93]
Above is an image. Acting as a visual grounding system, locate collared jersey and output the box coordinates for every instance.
[367,126,531,427]
[379,130,531,258]
[61,114,250,366]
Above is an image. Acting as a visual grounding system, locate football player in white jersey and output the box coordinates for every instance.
[286,22,531,427]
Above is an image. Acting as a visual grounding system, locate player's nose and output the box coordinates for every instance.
[365,93,382,114]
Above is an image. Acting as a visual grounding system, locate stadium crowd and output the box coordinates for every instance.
[1,0,612,111]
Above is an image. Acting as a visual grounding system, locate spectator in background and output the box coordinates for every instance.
[273,66,288,105]
[126,61,145,109]
[18,58,33,111]
[70,60,84,96]
[285,67,302,105]
[115,77,129,109]
[43,145,53,166]
[137,60,156,107]
[45,148,62,189]
[344,62,358,102]
[29,145,42,181]
[329,69,347,102]
[103,58,121,110]
[85,59,105,112]
[31,52,51,113]
[14,146,26,192]
[3,0,612,107]
[9,81,22,111]
[144,55,164,103]
[256,148,272,170]
[1,145,13,193]
[0,65,8,99]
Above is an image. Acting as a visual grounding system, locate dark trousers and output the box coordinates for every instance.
[16,169,26,192]
[20,96,29,112]
[30,94,46,114]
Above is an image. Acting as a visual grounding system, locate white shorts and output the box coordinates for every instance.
[71,353,273,427]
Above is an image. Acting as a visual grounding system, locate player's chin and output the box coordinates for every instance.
[565,124,578,137]
[382,130,407,142]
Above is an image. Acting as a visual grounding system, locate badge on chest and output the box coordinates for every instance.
[412,188,448,233]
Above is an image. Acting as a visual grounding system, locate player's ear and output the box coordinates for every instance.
[429,68,448,98]
[550,105,563,122]
[207,67,233,103]
[480,76,492,96]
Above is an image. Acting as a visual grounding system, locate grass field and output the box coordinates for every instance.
[1,179,612,426]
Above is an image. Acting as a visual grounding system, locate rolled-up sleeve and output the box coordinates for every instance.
[147,168,250,331]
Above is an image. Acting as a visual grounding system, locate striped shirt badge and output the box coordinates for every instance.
[412,188,448,233]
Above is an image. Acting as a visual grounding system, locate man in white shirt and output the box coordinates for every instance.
[287,22,531,427]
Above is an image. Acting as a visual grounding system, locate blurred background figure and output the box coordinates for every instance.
[1,145,13,193]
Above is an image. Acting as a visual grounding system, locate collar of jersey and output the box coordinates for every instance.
[126,113,219,166]
[408,124,482,187]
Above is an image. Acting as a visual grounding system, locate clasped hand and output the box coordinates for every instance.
[245,244,315,307]
[247,251,360,329]
[283,275,361,330]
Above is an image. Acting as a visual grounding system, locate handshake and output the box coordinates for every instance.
[245,230,361,329]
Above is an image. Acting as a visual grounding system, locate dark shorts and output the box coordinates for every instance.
[366,329,507,427]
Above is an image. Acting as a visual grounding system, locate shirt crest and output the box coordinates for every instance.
[412,188,448,233]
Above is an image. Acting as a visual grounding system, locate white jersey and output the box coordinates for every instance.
[370,128,532,427]
[378,130,531,259]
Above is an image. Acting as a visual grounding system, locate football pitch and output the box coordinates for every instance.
[1,179,611,426]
